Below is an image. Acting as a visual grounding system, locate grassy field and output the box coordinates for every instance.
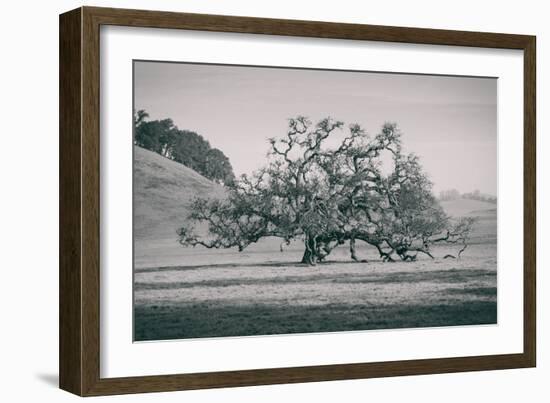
[134,243,496,341]
[133,146,497,341]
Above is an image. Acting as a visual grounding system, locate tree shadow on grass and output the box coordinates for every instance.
[135,259,365,273]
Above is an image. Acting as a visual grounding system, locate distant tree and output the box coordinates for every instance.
[439,189,461,201]
[204,148,236,185]
[133,109,235,184]
[462,189,497,204]
[133,114,176,156]
[170,129,211,172]
[134,109,149,127]
[178,116,474,265]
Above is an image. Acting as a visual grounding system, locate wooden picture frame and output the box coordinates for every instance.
[59,6,536,396]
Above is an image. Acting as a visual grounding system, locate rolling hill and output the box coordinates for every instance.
[440,198,496,218]
[133,146,225,266]
[440,198,497,245]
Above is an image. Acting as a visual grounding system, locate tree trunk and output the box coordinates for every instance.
[301,248,316,265]
[301,237,317,265]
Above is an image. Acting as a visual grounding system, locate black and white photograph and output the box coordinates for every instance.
[133,61,498,342]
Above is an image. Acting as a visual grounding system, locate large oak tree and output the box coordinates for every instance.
[178,117,474,265]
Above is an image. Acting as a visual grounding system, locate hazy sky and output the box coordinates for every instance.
[134,61,497,195]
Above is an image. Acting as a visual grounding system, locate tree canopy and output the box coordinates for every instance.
[134,109,235,185]
[178,116,474,265]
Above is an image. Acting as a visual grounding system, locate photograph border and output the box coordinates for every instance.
[59,6,536,396]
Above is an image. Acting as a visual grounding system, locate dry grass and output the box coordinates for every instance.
[133,146,224,244]
[134,244,497,341]
[133,147,497,341]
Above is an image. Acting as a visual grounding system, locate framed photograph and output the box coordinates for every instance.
[59,6,536,396]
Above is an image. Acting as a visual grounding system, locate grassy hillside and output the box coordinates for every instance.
[440,198,497,245]
[440,198,496,218]
[134,146,225,265]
